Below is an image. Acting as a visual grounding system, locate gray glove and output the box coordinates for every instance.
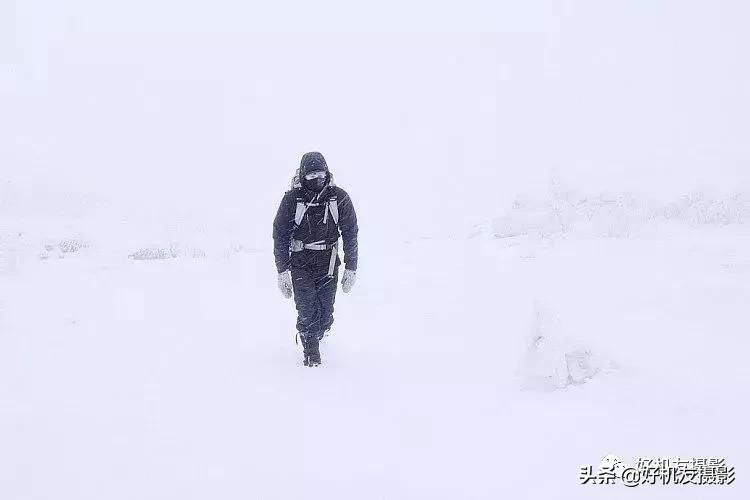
[341,269,357,293]
[277,271,293,299]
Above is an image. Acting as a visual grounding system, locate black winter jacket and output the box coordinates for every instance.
[273,184,358,274]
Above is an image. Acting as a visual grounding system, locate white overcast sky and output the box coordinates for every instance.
[10,1,556,34]
[3,1,749,230]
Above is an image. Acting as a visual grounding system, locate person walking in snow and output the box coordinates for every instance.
[273,152,359,366]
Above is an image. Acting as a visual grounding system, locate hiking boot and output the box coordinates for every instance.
[301,333,321,367]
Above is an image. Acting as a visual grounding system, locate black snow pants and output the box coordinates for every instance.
[290,249,340,339]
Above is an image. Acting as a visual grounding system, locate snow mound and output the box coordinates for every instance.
[520,303,611,391]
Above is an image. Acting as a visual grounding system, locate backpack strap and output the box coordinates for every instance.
[324,195,339,225]
[293,193,338,227]
[294,198,308,227]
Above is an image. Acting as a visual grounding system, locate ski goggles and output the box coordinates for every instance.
[304,170,327,181]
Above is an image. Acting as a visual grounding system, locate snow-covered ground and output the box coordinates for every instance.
[1,184,748,499]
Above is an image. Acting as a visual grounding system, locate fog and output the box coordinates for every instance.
[5,1,750,236]
[3,4,750,498]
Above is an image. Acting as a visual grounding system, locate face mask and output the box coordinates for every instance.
[303,170,327,192]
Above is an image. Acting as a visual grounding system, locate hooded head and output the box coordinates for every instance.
[299,151,329,193]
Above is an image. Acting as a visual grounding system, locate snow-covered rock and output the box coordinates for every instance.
[520,303,607,391]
